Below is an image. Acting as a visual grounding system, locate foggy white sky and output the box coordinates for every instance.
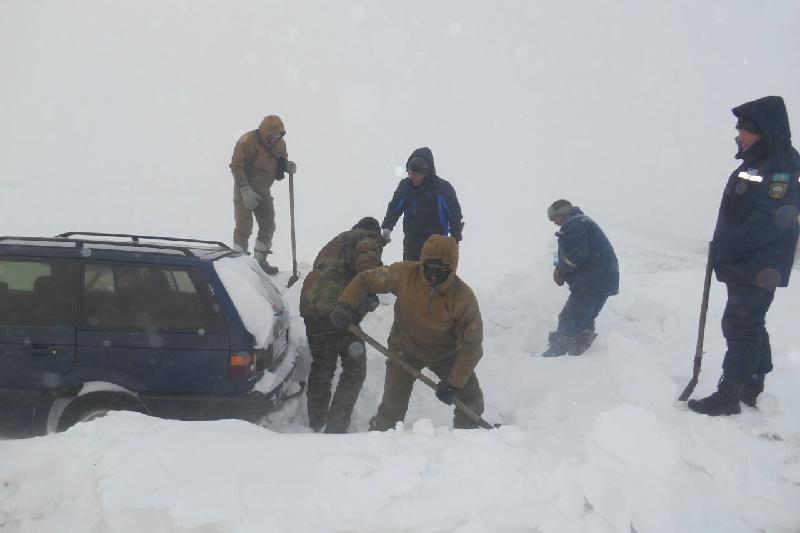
[2,0,799,282]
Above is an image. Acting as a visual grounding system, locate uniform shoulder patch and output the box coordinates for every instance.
[772,173,791,183]
[769,182,788,199]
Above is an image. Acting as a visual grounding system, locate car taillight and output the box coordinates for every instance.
[229,351,257,381]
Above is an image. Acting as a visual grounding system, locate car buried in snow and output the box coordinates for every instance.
[0,232,302,437]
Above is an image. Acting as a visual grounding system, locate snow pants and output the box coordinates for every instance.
[721,283,774,382]
[233,187,275,252]
[304,316,367,433]
[369,349,484,430]
[556,290,609,337]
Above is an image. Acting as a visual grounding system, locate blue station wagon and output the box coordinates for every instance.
[0,232,301,436]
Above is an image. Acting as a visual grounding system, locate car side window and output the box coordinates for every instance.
[81,263,226,334]
[0,259,74,327]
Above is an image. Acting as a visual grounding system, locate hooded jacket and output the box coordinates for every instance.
[229,115,290,194]
[382,147,464,243]
[712,96,800,288]
[299,227,385,317]
[337,235,482,388]
[555,207,619,295]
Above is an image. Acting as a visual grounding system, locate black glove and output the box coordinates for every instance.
[330,302,356,331]
[362,293,380,312]
[435,380,460,405]
[553,268,566,286]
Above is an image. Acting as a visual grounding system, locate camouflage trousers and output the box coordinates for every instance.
[304,316,367,433]
[369,348,484,431]
[233,187,275,252]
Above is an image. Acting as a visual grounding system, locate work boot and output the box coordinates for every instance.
[253,241,279,276]
[740,373,765,408]
[687,377,743,416]
[569,329,598,356]
[541,331,576,357]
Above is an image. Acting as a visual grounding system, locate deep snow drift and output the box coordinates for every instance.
[1,241,799,533]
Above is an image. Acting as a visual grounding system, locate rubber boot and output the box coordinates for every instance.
[740,373,765,408]
[687,377,743,416]
[541,331,576,357]
[569,329,598,356]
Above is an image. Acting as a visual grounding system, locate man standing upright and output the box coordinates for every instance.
[229,115,297,275]
[381,147,464,260]
[688,96,800,416]
[299,216,386,433]
[542,200,619,357]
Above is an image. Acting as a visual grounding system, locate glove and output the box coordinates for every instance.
[284,160,297,174]
[239,185,262,211]
[553,268,566,286]
[360,293,380,313]
[435,380,460,405]
[330,302,356,331]
[381,228,392,243]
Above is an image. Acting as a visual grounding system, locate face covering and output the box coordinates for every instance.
[423,259,451,286]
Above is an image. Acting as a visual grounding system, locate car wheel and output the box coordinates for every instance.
[57,392,149,432]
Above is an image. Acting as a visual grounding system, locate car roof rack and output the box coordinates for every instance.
[56,232,230,249]
[0,233,232,258]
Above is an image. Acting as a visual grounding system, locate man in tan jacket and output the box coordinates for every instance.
[229,115,297,275]
[330,234,485,430]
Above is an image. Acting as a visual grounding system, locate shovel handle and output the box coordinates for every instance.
[287,172,299,288]
[348,325,494,430]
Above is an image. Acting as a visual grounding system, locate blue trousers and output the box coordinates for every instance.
[556,291,609,337]
[721,284,774,381]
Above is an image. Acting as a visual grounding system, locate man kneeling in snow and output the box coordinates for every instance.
[329,235,485,430]
[542,200,619,357]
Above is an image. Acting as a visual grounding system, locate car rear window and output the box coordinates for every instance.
[81,263,226,334]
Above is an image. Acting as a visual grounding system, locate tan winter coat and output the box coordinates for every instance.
[229,115,289,195]
[300,228,384,318]
[338,235,483,388]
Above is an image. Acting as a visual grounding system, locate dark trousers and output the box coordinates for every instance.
[556,290,609,337]
[304,316,367,433]
[370,349,484,430]
[402,234,428,261]
[721,283,775,382]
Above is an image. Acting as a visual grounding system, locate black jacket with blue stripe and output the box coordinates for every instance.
[381,147,464,246]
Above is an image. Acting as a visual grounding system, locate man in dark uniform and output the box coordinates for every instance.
[542,200,619,357]
[689,96,800,416]
[299,217,385,433]
[381,147,464,260]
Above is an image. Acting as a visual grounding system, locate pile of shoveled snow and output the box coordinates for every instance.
[2,246,799,533]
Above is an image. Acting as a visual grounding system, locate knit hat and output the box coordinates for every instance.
[353,216,381,235]
[547,199,573,221]
[406,156,431,175]
[736,117,763,135]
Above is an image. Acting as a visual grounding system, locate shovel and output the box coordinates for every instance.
[287,172,300,288]
[678,243,714,401]
[348,324,497,430]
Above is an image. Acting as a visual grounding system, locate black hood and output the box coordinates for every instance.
[406,147,436,176]
[733,96,792,149]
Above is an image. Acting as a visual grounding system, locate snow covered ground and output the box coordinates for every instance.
[2,240,799,533]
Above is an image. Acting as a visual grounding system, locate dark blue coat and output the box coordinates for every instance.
[556,207,619,295]
[712,96,800,288]
[381,147,464,246]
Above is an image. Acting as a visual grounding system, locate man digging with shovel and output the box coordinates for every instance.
[330,234,486,430]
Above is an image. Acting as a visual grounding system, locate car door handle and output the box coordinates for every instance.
[30,344,66,357]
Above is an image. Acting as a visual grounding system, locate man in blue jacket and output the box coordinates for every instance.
[381,147,464,261]
[542,200,619,357]
[688,96,800,416]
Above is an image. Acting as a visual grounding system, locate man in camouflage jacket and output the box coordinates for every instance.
[299,217,385,433]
